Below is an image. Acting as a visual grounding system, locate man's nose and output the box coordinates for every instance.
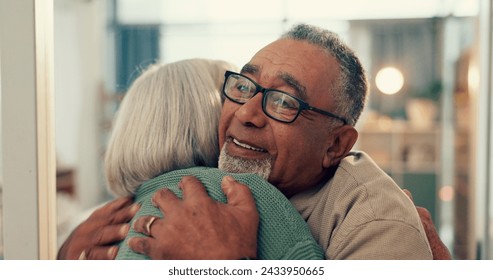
[234,93,267,128]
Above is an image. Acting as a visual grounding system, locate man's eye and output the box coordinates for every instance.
[273,98,297,110]
[236,83,251,93]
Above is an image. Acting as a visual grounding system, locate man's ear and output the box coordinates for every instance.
[322,125,358,168]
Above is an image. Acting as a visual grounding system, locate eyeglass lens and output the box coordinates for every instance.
[224,73,302,122]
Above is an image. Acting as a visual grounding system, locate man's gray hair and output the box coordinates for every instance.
[281,23,368,126]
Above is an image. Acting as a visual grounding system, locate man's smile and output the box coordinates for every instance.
[232,138,266,152]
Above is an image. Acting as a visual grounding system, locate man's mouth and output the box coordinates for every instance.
[232,138,266,153]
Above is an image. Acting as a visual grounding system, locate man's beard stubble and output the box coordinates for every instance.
[218,141,273,181]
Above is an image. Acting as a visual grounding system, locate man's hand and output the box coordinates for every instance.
[57,197,140,260]
[128,175,259,259]
[403,189,453,260]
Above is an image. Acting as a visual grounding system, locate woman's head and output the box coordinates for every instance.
[105,58,236,196]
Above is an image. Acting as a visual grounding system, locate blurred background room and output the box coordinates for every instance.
[1,0,492,260]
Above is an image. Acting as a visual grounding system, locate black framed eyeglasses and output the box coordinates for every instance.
[222,71,348,124]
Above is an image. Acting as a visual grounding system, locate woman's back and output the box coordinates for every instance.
[117,167,324,260]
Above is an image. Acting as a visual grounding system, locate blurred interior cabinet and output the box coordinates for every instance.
[356,120,440,226]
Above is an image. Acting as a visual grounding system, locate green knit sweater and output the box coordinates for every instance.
[116,167,324,260]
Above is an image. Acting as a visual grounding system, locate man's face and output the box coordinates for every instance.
[218,39,341,197]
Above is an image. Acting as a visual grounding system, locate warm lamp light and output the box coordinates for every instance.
[375,67,404,95]
[439,185,455,202]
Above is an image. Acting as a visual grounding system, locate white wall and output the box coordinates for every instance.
[54,0,108,209]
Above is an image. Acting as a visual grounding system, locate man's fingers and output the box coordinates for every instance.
[152,188,180,213]
[402,189,414,202]
[221,176,258,259]
[102,196,134,211]
[179,176,209,200]
[93,224,130,245]
[221,176,257,211]
[111,203,141,224]
[88,197,140,226]
[58,197,140,260]
[414,206,452,259]
[132,215,161,236]
[83,245,119,260]
[90,197,133,219]
[416,206,432,222]
[127,237,156,257]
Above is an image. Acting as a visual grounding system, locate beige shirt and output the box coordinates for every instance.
[290,151,433,260]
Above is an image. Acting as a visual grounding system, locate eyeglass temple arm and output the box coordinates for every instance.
[308,106,348,125]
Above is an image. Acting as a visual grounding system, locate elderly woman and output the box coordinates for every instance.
[103,58,324,260]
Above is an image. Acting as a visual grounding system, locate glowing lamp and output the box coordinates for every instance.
[375,67,404,95]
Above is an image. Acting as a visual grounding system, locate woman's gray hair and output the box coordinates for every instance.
[281,23,368,126]
[105,58,237,197]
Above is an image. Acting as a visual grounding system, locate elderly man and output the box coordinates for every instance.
[58,23,451,260]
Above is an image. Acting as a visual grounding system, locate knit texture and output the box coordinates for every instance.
[117,167,324,260]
